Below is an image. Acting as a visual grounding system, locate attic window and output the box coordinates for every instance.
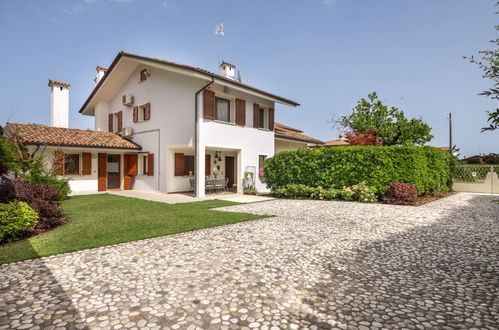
[140,69,148,82]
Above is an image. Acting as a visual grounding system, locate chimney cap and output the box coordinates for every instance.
[48,79,71,88]
[96,65,108,72]
[219,60,235,68]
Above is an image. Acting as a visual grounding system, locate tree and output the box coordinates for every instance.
[465,2,499,131]
[345,130,382,146]
[332,92,433,146]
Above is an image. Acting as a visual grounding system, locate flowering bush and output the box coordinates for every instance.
[343,182,378,202]
[258,167,264,177]
[273,184,352,201]
[383,182,417,205]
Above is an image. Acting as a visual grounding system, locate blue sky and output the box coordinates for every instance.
[0,0,497,157]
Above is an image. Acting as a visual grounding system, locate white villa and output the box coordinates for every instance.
[4,52,323,197]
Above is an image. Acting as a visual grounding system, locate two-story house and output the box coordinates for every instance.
[5,51,322,197]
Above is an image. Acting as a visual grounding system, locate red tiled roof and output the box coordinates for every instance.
[324,138,350,146]
[5,123,141,150]
[275,123,324,144]
[96,65,108,71]
[48,79,71,88]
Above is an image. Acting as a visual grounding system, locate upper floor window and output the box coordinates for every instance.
[258,107,267,129]
[140,68,149,82]
[215,97,231,122]
[133,103,151,123]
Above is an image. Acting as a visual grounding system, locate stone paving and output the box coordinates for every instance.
[0,192,498,329]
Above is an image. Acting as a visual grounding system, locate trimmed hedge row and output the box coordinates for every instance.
[264,146,451,195]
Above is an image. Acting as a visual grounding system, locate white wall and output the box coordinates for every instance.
[50,85,69,128]
[92,64,280,194]
[104,66,203,193]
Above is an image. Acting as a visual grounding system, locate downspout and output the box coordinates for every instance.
[194,77,215,196]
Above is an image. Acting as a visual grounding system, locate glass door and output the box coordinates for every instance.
[107,155,121,189]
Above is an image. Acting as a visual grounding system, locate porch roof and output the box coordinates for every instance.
[5,123,141,150]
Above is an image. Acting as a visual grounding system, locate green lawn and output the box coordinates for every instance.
[0,194,266,264]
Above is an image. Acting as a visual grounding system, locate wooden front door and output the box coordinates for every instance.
[98,153,107,191]
[225,156,235,188]
[107,154,121,189]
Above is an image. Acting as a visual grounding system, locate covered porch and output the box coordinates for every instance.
[168,146,243,197]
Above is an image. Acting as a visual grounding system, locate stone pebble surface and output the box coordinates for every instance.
[0,192,498,329]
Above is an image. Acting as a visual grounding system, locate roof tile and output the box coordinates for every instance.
[5,123,141,150]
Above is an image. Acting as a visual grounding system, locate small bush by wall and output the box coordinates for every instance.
[0,179,65,231]
[264,146,451,195]
[383,182,417,205]
[0,201,38,242]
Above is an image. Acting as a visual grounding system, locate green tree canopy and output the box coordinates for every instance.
[334,92,433,146]
[466,2,499,131]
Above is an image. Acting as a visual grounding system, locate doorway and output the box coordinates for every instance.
[107,154,121,189]
[225,156,235,188]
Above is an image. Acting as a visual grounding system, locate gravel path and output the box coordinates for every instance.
[0,192,498,329]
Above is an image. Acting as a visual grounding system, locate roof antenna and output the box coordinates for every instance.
[215,23,224,64]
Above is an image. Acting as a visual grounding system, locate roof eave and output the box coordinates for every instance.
[79,51,300,114]
[275,135,324,145]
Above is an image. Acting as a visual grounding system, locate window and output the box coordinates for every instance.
[215,97,231,122]
[134,103,150,123]
[184,155,195,176]
[64,154,80,175]
[139,154,148,175]
[140,68,148,82]
[258,107,267,129]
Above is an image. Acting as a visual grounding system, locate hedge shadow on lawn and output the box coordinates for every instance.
[293,194,498,328]
[0,241,89,329]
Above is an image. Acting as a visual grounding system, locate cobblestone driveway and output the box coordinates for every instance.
[1,193,498,329]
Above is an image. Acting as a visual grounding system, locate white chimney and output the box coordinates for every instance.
[94,65,107,85]
[219,61,236,79]
[48,79,70,128]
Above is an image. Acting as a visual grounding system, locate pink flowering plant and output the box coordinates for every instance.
[258,167,265,177]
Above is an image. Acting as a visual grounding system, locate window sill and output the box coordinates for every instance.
[213,119,236,126]
[257,127,271,132]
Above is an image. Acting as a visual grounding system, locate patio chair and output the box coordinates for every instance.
[214,179,224,192]
[224,177,229,191]
[205,179,215,193]
[189,178,195,192]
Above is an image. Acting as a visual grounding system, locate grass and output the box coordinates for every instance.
[0,194,266,265]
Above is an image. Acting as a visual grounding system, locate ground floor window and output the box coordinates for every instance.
[184,155,195,176]
[64,154,80,175]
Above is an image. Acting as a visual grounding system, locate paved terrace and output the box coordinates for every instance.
[0,193,498,329]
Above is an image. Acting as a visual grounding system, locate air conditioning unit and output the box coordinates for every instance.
[122,127,133,137]
[122,94,134,106]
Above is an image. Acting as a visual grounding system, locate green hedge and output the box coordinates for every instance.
[264,146,451,195]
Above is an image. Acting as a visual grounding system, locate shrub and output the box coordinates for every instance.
[264,146,451,195]
[343,182,378,202]
[273,184,358,202]
[383,182,417,205]
[0,179,64,230]
[0,201,38,242]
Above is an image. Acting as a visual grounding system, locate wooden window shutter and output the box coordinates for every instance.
[133,107,138,123]
[174,153,184,176]
[82,152,92,175]
[108,114,113,132]
[268,107,274,131]
[203,89,215,120]
[147,153,154,176]
[125,154,138,176]
[53,151,64,175]
[253,103,260,128]
[205,154,211,176]
[140,69,148,82]
[117,111,123,132]
[235,99,246,126]
[98,153,107,191]
[144,103,151,121]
